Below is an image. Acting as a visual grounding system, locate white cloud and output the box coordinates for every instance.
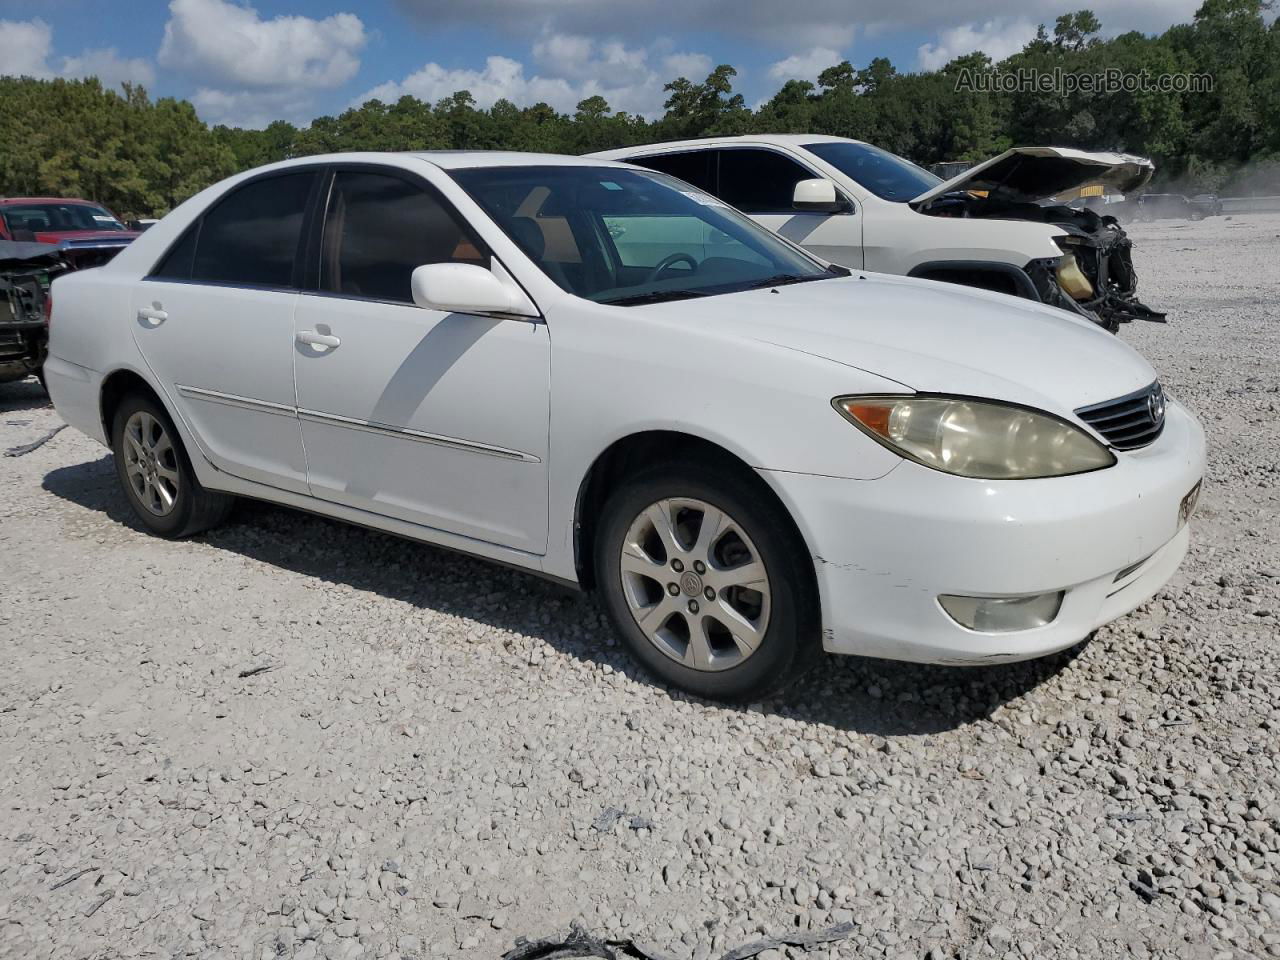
[393,0,1199,49]
[360,56,574,111]
[0,18,155,90]
[190,87,319,129]
[660,52,712,80]
[158,0,367,125]
[358,34,713,118]
[60,48,156,89]
[0,18,54,76]
[917,17,1038,70]
[768,46,843,83]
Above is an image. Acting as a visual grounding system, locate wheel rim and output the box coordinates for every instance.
[619,497,771,673]
[122,411,180,517]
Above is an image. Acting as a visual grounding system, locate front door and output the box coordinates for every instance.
[715,149,863,268]
[292,168,551,554]
[133,169,318,493]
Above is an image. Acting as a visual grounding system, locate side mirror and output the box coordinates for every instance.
[792,178,847,213]
[410,263,522,315]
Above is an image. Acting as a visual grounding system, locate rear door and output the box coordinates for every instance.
[133,169,318,493]
[292,165,551,553]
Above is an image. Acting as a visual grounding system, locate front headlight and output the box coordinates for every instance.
[833,395,1116,479]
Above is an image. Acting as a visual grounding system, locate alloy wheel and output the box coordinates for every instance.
[122,411,180,516]
[619,497,771,672]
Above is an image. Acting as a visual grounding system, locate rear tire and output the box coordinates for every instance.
[110,392,233,538]
[594,462,820,702]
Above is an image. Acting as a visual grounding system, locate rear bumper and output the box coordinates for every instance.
[761,400,1205,664]
[44,353,107,444]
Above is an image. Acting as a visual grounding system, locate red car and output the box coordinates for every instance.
[0,197,139,269]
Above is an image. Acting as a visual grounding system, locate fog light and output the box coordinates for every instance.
[938,591,1064,633]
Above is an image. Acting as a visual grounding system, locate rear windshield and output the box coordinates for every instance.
[804,141,941,202]
[2,203,126,233]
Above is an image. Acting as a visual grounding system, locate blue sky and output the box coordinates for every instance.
[0,0,1203,128]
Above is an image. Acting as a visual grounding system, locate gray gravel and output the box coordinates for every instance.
[1,212,1278,960]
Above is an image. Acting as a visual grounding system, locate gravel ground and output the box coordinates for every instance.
[1,212,1277,960]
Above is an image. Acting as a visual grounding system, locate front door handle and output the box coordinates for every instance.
[136,304,167,325]
[297,330,341,349]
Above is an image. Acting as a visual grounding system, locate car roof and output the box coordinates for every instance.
[413,151,636,170]
[591,134,867,159]
[0,197,105,206]
[243,151,639,174]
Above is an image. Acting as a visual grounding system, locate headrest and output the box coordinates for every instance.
[508,216,545,259]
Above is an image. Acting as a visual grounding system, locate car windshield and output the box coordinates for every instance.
[804,141,942,202]
[1,202,126,233]
[450,165,835,305]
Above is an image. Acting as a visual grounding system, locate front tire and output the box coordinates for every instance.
[111,393,233,538]
[595,463,819,701]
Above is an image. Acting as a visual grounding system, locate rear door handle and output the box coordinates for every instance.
[297,330,341,349]
[136,305,167,325]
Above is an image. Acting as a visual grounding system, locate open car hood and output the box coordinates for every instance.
[0,239,64,264]
[912,146,1154,206]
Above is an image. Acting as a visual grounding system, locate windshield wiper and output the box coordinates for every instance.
[737,273,829,291]
[598,289,711,306]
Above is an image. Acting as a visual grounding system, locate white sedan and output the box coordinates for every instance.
[44,152,1205,701]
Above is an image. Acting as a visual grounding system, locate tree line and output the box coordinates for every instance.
[1,0,1276,220]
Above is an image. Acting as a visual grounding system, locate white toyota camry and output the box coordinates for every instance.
[44,152,1205,701]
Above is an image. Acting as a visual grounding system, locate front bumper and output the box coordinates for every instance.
[761,399,1205,664]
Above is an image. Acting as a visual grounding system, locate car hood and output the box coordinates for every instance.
[664,274,1157,413]
[912,147,1155,207]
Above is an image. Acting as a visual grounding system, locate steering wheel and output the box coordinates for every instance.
[644,252,698,284]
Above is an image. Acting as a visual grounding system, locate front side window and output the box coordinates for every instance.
[803,141,941,202]
[320,170,488,303]
[452,165,833,305]
[191,172,316,288]
[715,149,818,214]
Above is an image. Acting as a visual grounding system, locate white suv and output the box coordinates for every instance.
[594,136,1163,333]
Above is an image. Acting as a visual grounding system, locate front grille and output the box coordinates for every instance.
[1075,382,1166,450]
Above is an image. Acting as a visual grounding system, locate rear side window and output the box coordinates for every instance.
[631,151,717,194]
[716,149,816,213]
[320,170,488,303]
[151,224,199,280]
[189,172,316,288]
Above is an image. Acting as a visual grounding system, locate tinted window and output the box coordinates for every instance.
[716,149,817,213]
[151,224,199,279]
[192,172,315,287]
[803,141,940,202]
[321,170,488,303]
[630,151,716,193]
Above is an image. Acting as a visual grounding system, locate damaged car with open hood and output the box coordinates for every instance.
[594,137,1163,333]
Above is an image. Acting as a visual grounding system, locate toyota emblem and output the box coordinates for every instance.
[1148,384,1166,426]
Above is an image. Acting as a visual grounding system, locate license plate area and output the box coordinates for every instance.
[1178,479,1202,528]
